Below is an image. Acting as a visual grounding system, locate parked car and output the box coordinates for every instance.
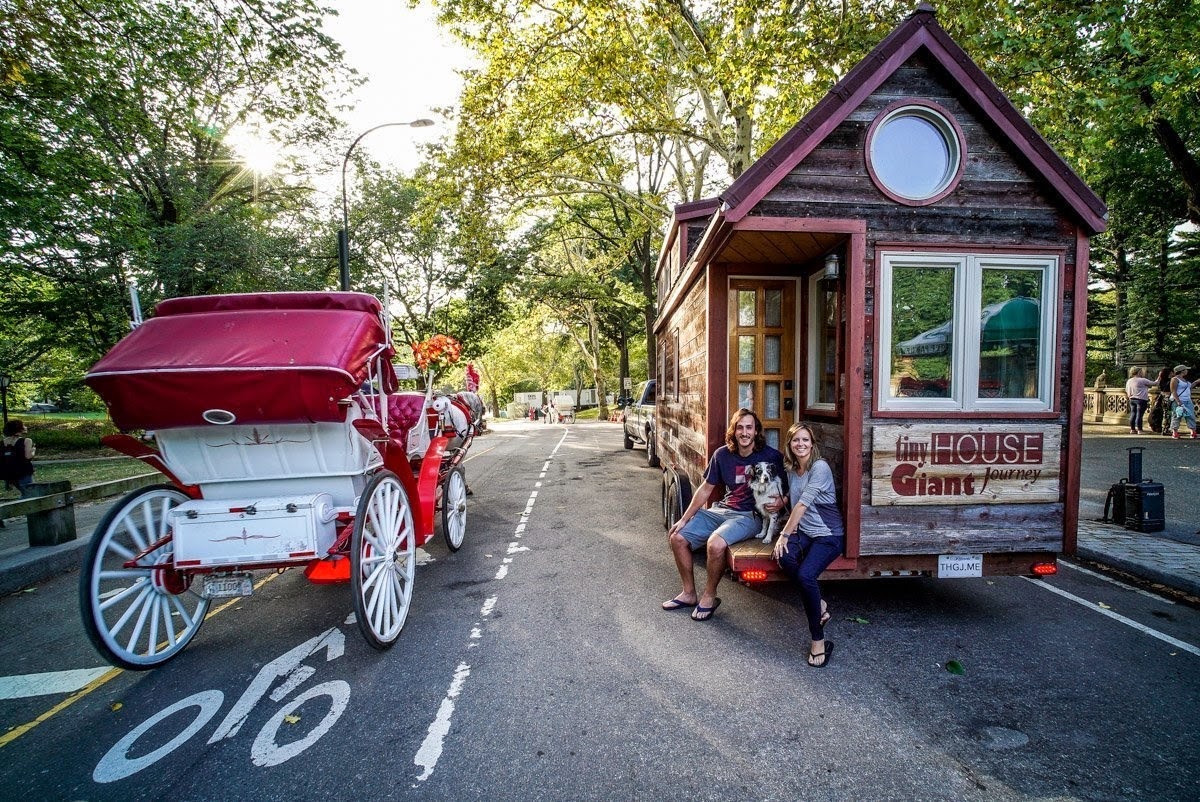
[28,402,59,413]
[621,380,658,467]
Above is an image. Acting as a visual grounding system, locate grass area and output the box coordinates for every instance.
[1,414,155,501]
[1,458,154,501]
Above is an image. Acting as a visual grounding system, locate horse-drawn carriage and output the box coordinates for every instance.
[79,292,482,669]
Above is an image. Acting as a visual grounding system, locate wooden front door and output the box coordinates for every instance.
[728,279,797,450]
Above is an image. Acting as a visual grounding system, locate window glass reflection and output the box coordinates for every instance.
[738,335,755,373]
[738,290,756,326]
[765,290,782,327]
[891,267,954,399]
[978,269,1042,399]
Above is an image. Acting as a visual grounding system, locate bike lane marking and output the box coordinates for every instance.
[412,427,570,785]
[1022,576,1200,656]
[0,571,282,749]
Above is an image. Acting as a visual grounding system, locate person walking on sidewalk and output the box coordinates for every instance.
[1170,365,1197,439]
[1125,367,1155,434]
[1150,367,1173,434]
[2,419,36,497]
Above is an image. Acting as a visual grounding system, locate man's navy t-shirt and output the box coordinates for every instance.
[704,444,786,512]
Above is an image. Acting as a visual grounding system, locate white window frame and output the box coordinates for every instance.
[877,251,1058,413]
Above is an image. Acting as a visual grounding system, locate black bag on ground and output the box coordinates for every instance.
[1102,479,1126,524]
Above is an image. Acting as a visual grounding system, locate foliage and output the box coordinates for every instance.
[0,0,355,384]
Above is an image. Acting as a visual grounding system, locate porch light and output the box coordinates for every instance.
[822,253,841,281]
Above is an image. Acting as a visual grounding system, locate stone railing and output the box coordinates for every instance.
[1084,386,1198,426]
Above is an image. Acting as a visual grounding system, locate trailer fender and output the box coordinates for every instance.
[660,467,692,530]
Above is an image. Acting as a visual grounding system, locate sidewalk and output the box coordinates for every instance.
[2,422,1198,598]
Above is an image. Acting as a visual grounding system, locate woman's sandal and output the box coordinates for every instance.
[819,608,831,627]
[807,641,834,668]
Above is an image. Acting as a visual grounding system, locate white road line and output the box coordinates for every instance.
[1022,577,1200,656]
[411,427,570,783]
[413,662,471,783]
[0,668,112,700]
[1058,560,1175,604]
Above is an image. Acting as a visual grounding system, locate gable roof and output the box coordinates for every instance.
[719,3,1106,234]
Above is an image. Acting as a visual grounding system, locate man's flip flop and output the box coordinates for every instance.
[691,598,722,621]
[807,641,834,668]
[661,596,696,611]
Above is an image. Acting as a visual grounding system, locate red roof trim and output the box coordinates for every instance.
[720,7,1106,234]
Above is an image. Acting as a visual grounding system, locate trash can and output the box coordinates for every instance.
[25,481,76,547]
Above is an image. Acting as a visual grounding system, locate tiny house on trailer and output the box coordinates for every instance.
[653,5,1106,582]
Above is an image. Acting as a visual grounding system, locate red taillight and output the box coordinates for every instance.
[1032,561,1057,576]
[740,569,768,582]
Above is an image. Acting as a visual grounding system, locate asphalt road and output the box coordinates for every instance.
[1,420,1197,801]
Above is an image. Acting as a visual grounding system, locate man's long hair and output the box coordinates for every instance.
[725,408,765,452]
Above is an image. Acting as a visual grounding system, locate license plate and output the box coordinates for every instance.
[202,573,253,599]
[938,554,983,579]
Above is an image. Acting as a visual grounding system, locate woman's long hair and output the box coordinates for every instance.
[783,422,822,474]
[725,408,765,452]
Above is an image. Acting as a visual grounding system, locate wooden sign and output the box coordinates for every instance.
[871,424,1060,506]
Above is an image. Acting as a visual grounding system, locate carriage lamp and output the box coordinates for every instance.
[822,252,841,281]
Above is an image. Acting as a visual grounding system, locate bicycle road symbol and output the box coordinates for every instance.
[94,627,349,783]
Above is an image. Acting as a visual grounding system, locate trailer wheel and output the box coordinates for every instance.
[351,470,415,650]
[665,479,683,530]
[79,484,208,670]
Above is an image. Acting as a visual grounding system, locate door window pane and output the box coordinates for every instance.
[765,335,781,373]
[738,382,754,410]
[765,289,782,327]
[737,290,756,326]
[765,382,781,419]
[978,269,1043,399]
[891,267,954,398]
[738,335,755,373]
[764,429,780,450]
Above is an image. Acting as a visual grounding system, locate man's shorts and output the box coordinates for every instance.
[678,506,761,549]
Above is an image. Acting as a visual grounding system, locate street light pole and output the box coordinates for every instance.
[338,118,435,292]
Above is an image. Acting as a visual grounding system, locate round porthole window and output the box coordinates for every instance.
[867,103,964,205]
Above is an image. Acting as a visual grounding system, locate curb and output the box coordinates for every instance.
[0,537,88,596]
[1075,542,1200,598]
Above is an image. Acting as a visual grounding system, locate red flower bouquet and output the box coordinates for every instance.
[410,334,462,374]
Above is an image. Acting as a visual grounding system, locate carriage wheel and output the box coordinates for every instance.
[351,470,415,650]
[441,466,468,552]
[79,484,209,670]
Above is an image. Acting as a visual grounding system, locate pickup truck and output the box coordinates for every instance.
[621,379,658,467]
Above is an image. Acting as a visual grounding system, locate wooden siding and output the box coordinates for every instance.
[857,503,1063,555]
[658,277,710,491]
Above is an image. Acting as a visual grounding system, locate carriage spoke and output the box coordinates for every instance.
[124,587,156,654]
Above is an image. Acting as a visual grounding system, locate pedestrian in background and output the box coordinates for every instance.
[1150,367,1173,434]
[1170,365,1197,440]
[1125,367,1155,434]
[2,419,36,497]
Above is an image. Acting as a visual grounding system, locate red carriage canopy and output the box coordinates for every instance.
[87,292,398,431]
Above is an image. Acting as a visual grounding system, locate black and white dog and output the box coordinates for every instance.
[747,461,784,543]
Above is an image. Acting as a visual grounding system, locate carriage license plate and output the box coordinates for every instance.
[202,573,253,599]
